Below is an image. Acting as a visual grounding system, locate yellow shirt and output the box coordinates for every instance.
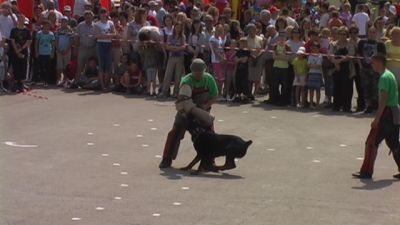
[386,41,400,71]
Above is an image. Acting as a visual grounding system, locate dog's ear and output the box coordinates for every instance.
[246,140,253,148]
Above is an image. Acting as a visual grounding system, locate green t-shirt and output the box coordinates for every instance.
[180,72,218,97]
[292,57,308,76]
[378,69,399,107]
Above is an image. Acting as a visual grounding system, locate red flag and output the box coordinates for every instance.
[17,0,33,19]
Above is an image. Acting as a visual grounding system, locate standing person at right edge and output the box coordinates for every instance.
[352,53,400,179]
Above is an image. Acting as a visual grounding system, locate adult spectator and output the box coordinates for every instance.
[352,4,370,38]
[94,8,116,91]
[75,10,97,83]
[62,5,78,28]
[155,0,168,27]
[10,14,31,92]
[74,0,89,19]
[385,27,400,87]
[118,11,130,54]
[259,9,271,35]
[43,0,63,20]
[319,3,330,29]
[281,8,298,28]
[0,3,17,40]
[160,21,186,98]
[247,23,264,98]
[374,16,387,41]
[128,7,150,56]
[340,2,353,27]
[329,11,344,29]
[269,6,280,26]
[329,26,356,112]
[357,27,386,113]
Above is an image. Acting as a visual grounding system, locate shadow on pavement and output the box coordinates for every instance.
[159,168,243,180]
[352,179,399,190]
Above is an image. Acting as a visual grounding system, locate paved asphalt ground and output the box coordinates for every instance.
[1,88,400,225]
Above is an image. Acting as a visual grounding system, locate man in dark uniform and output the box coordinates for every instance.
[159,58,218,168]
[353,53,400,179]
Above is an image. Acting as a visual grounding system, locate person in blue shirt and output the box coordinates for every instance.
[35,20,55,86]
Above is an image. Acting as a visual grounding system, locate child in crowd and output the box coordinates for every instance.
[120,61,142,94]
[271,32,290,106]
[0,42,9,92]
[141,41,163,96]
[224,39,237,100]
[114,53,129,91]
[35,20,56,86]
[319,28,330,54]
[233,38,251,103]
[209,24,227,99]
[64,51,78,89]
[56,16,73,86]
[78,57,100,90]
[307,42,324,109]
[292,47,308,108]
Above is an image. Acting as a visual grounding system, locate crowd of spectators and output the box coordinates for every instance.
[1,0,400,113]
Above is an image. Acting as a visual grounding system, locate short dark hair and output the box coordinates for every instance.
[371,53,387,65]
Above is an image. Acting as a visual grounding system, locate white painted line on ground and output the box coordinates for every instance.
[148,119,154,122]
[101,154,109,157]
[181,187,190,190]
[120,172,128,175]
[340,144,347,147]
[3,141,38,148]
[113,124,120,127]
[306,146,314,150]
[120,184,128,187]
[356,157,364,161]
[136,134,143,137]
[71,217,81,221]
[271,116,277,119]
[151,128,158,131]
[312,160,321,163]
[113,163,121,166]
[155,155,162,158]
[88,132,94,135]
[95,207,104,211]
[173,202,182,206]
[87,142,94,146]
[142,144,149,147]
[114,196,122,200]
[267,148,275,151]
[217,119,224,122]
[152,213,161,217]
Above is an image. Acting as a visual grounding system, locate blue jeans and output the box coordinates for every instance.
[97,42,112,73]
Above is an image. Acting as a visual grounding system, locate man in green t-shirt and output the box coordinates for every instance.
[159,59,218,168]
[353,53,400,179]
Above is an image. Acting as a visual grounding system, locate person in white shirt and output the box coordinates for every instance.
[319,3,330,29]
[74,0,89,18]
[0,3,17,40]
[42,0,63,20]
[352,4,370,38]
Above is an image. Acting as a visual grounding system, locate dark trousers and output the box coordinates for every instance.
[360,107,400,175]
[354,64,366,110]
[35,55,52,83]
[333,66,353,111]
[236,67,250,96]
[270,67,289,105]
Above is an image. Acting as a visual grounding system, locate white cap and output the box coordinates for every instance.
[297,47,306,54]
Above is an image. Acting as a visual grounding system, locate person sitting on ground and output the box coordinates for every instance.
[120,61,143,94]
[77,57,100,90]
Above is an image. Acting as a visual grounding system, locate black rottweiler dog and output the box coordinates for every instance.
[180,115,253,174]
